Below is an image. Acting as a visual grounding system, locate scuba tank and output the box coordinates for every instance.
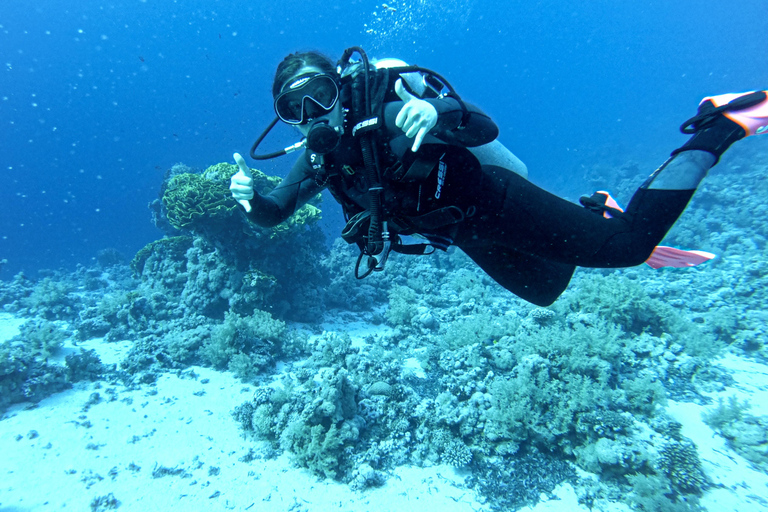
[468,140,528,179]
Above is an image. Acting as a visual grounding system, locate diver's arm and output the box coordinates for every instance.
[243,156,324,228]
[383,97,498,148]
[430,97,500,146]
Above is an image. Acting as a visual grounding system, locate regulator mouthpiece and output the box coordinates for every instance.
[306,120,341,154]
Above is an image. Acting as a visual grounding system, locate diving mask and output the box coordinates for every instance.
[274,73,340,125]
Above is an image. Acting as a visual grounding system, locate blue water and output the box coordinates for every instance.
[1,0,766,275]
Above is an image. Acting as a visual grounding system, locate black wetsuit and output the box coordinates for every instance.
[244,88,694,306]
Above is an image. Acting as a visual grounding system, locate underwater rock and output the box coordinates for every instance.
[413,306,438,329]
[349,463,385,490]
[367,381,393,396]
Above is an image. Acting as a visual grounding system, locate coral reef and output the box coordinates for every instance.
[702,396,768,471]
[199,310,286,381]
[225,235,741,508]
[0,319,106,412]
[2,142,767,509]
[138,161,329,323]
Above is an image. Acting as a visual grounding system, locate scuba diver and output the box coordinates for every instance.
[230,47,768,306]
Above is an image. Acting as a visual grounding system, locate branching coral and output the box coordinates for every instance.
[199,310,286,379]
[655,440,706,495]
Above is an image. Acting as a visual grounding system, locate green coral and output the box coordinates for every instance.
[385,285,419,326]
[0,320,79,412]
[20,277,80,320]
[438,310,520,350]
[269,203,322,239]
[15,319,69,360]
[621,374,668,416]
[556,273,723,360]
[160,325,211,365]
[162,172,237,231]
[702,395,751,429]
[161,162,321,238]
[309,331,356,367]
[236,365,361,480]
[484,318,662,453]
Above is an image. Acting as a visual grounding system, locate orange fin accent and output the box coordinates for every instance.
[596,190,625,219]
[645,246,715,269]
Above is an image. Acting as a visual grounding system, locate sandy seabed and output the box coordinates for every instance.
[1,312,767,512]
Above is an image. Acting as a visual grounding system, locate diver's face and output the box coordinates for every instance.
[277,65,343,136]
[296,103,343,136]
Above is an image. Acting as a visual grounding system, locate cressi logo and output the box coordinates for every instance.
[435,156,447,199]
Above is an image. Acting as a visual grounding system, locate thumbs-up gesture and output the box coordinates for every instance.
[230,152,254,212]
[394,78,438,152]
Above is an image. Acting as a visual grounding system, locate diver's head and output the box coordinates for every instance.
[274,71,342,131]
[272,51,335,98]
[272,52,343,139]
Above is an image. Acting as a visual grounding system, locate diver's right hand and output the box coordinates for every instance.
[395,78,437,152]
[230,152,253,213]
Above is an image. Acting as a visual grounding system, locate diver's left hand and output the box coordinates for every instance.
[395,78,437,152]
[231,152,253,213]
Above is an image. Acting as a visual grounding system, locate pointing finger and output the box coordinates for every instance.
[412,127,427,152]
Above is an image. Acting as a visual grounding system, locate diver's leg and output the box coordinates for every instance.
[596,90,768,261]
[461,245,576,307]
[644,151,714,190]
[645,90,767,190]
[454,91,766,275]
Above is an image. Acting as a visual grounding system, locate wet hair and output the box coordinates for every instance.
[272,51,335,98]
